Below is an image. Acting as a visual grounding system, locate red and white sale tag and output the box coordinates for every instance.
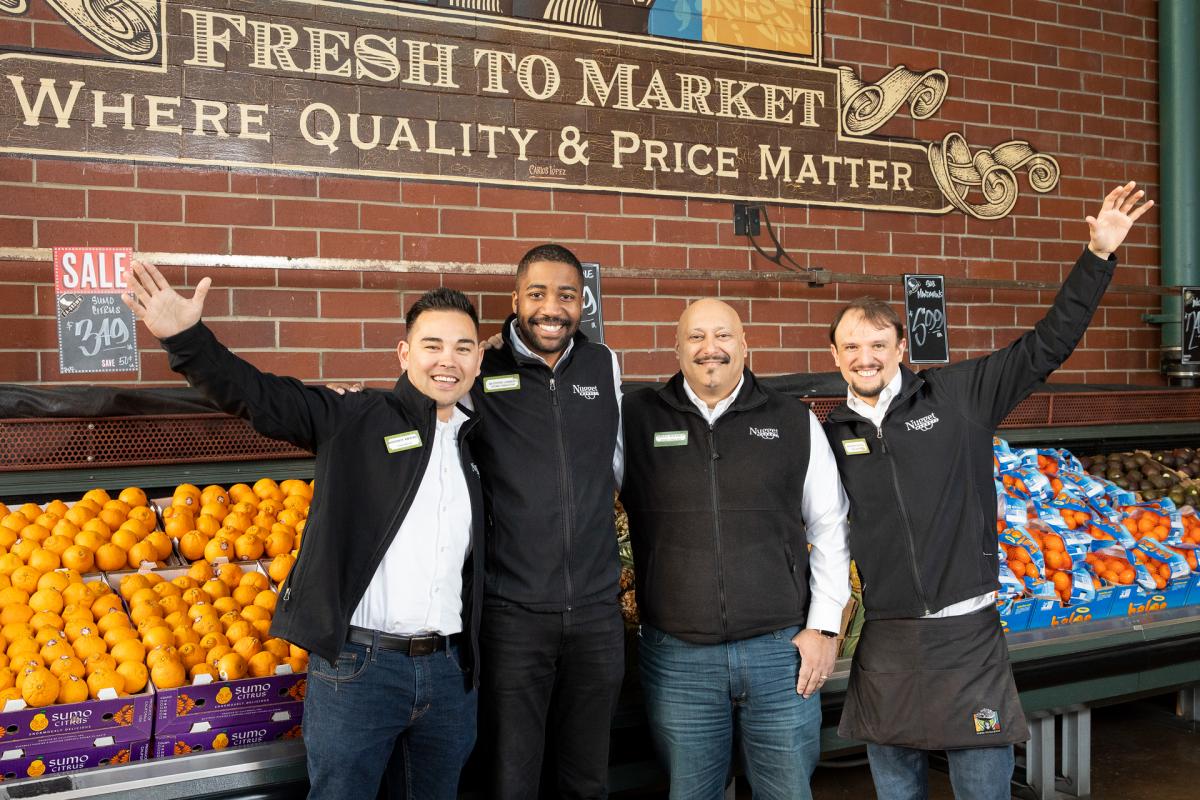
[53,247,132,294]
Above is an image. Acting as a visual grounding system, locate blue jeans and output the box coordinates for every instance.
[638,623,821,800]
[867,743,1014,800]
[303,638,476,800]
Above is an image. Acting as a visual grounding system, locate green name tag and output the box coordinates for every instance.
[654,430,689,447]
[842,438,870,455]
[483,374,521,393]
[384,430,422,453]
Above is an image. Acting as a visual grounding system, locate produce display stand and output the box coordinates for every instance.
[3,382,1200,798]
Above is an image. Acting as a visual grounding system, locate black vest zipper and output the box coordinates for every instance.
[549,377,576,609]
[877,424,931,615]
[707,425,729,639]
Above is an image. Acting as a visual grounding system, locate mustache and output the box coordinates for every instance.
[529,314,572,327]
[694,354,731,365]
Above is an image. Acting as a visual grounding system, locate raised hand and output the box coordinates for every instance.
[122,260,211,340]
[1087,181,1154,259]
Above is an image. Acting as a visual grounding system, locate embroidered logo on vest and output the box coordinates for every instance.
[904,412,940,432]
[749,426,780,440]
[572,384,599,399]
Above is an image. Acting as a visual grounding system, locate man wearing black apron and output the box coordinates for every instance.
[822,183,1153,799]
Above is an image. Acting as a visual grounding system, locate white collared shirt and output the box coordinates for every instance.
[845,370,995,618]
[683,375,852,633]
[350,406,472,635]
[510,320,624,488]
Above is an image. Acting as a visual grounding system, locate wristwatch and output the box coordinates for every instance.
[818,630,838,639]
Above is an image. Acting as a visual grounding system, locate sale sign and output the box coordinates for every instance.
[53,248,140,374]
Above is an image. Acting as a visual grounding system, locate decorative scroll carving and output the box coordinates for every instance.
[928,133,1060,220]
[838,65,948,136]
[42,0,160,60]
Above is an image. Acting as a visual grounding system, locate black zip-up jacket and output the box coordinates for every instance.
[823,247,1115,619]
[469,316,620,610]
[620,370,813,643]
[162,322,485,682]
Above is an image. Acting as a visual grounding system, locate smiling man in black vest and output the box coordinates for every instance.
[619,298,851,799]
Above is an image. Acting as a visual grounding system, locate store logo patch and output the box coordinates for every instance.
[483,374,520,393]
[905,412,940,432]
[384,431,422,453]
[972,708,1001,735]
[749,426,779,440]
[654,431,688,447]
[572,384,599,399]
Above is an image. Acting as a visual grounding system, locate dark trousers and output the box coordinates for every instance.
[480,599,625,800]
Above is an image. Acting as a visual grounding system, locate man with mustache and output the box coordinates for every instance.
[619,298,851,799]
[824,182,1153,800]
[470,244,625,799]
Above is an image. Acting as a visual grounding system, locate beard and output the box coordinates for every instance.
[517,313,576,356]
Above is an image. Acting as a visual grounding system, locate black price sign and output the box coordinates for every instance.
[1182,288,1200,365]
[903,274,949,364]
[580,261,605,344]
[53,247,139,374]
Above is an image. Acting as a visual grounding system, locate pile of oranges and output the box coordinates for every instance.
[0,488,170,575]
[0,567,143,708]
[116,561,306,691]
[1082,552,1137,587]
[164,480,307,586]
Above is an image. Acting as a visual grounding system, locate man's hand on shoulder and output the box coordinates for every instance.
[123,260,210,340]
[791,628,837,699]
[325,382,363,395]
[1086,181,1154,259]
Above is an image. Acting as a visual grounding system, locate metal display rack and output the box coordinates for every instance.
[2,386,1200,798]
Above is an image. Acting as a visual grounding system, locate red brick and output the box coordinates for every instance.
[442,274,513,292]
[0,186,83,218]
[719,279,781,299]
[137,224,228,254]
[620,350,678,379]
[402,182,477,207]
[232,228,318,258]
[622,196,687,217]
[553,191,621,214]
[603,325,656,350]
[749,350,808,376]
[0,350,39,381]
[653,219,717,245]
[184,265,275,288]
[360,204,438,234]
[480,186,552,211]
[279,269,362,289]
[585,214,651,242]
[320,177,400,202]
[364,322,406,348]
[231,173,317,197]
[320,350,401,380]
[750,299,807,324]
[622,297,687,322]
[276,199,359,230]
[480,294,515,321]
[320,231,402,261]
[38,219,133,247]
[138,166,229,193]
[230,289,317,318]
[861,17,913,45]
[89,189,182,222]
[688,248,750,271]
[0,218,34,246]
[622,245,688,270]
[321,290,403,320]
[279,321,362,349]
[782,325,834,350]
[441,209,512,238]
[187,196,272,226]
[403,235,478,264]
[517,212,584,240]
[0,283,35,315]
[362,272,444,290]
[35,160,133,187]
[205,320,277,349]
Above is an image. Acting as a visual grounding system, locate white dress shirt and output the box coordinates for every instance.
[350,406,472,635]
[845,370,995,618]
[683,376,852,634]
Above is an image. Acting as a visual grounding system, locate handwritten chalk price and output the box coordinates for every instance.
[1182,288,1200,365]
[903,273,949,364]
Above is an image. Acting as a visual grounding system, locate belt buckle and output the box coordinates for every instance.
[407,635,440,656]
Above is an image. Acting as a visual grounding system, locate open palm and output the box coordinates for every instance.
[122,260,211,340]
[1087,182,1153,258]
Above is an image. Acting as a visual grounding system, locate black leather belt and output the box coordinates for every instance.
[347,626,457,656]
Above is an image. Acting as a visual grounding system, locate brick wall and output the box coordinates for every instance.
[0,0,1162,389]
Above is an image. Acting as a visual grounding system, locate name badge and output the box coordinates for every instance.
[654,431,688,447]
[483,374,520,393]
[842,438,870,455]
[384,431,422,453]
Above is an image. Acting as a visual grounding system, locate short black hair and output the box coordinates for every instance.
[405,287,479,331]
[829,297,904,345]
[516,243,584,283]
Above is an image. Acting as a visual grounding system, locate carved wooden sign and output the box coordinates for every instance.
[0,0,1058,217]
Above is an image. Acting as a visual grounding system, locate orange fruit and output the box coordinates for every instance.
[224,619,253,642]
[117,518,149,540]
[247,651,279,678]
[213,596,240,615]
[216,563,244,588]
[206,644,233,667]
[264,530,294,557]
[0,604,34,627]
[52,519,81,540]
[127,506,156,526]
[39,636,73,661]
[0,686,21,704]
[29,611,64,633]
[177,641,206,669]
[73,530,104,553]
[145,644,178,669]
[190,663,217,682]
[73,634,107,661]
[63,506,94,528]
[0,553,23,577]
[253,590,277,613]
[94,543,127,572]
[194,515,221,537]
[57,672,89,704]
[151,658,187,689]
[0,585,30,606]
[35,571,70,593]
[87,668,125,698]
[10,539,37,562]
[82,489,111,506]
[110,529,138,553]
[59,545,95,574]
[41,534,73,557]
[216,652,247,681]
[232,585,258,607]
[240,605,269,623]
[263,638,291,659]
[232,636,262,661]
[129,602,163,627]
[202,579,230,600]
[81,518,112,540]
[201,485,230,507]
[116,660,148,693]
[27,548,60,573]
[45,500,70,518]
[127,541,159,569]
[173,484,202,508]
[97,507,127,533]
[173,627,201,648]
[20,524,51,544]
[83,652,117,676]
[199,631,230,651]
[142,626,175,650]
[234,533,264,561]
[164,516,194,539]
[20,667,60,707]
[178,531,209,562]
[9,566,42,594]
[192,615,221,636]
[204,537,234,563]
[251,619,272,639]
[90,593,123,617]
[29,589,64,616]
[104,626,140,648]
[49,654,85,680]
[110,638,145,665]
[96,607,130,633]
[119,573,151,598]
[200,501,229,523]
[118,488,148,508]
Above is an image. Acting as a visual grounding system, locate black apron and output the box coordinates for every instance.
[838,606,1028,749]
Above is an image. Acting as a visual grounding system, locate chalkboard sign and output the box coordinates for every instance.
[54,248,139,374]
[580,262,605,344]
[1182,287,1200,365]
[903,273,949,364]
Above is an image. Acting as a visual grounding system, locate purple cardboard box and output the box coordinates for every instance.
[153,711,303,758]
[0,691,154,747]
[0,736,149,782]
[154,672,306,734]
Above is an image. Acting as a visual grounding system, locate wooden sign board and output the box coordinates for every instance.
[53,248,139,374]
